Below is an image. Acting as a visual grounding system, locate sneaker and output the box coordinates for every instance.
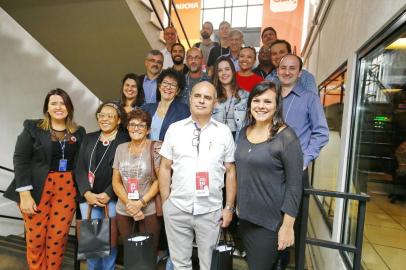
[233,249,241,257]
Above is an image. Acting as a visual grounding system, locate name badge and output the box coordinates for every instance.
[59,159,68,172]
[195,172,209,197]
[127,178,140,200]
[88,171,95,188]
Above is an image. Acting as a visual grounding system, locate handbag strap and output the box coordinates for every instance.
[214,228,233,248]
[150,140,156,180]
[131,219,148,234]
[86,204,109,219]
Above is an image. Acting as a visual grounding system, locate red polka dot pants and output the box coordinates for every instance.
[22,172,77,270]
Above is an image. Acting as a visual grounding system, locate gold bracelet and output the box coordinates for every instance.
[140,197,147,207]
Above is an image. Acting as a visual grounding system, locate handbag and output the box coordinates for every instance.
[76,205,117,260]
[124,220,155,270]
[150,140,163,216]
[210,228,234,270]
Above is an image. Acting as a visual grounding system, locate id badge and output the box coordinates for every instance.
[58,159,68,172]
[127,178,140,200]
[195,172,209,197]
[88,171,95,188]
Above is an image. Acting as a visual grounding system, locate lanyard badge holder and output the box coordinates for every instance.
[58,133,68,172]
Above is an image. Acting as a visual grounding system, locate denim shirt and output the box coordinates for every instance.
[212,89,248,140]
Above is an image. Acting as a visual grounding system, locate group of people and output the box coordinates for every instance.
[4,20,329,270]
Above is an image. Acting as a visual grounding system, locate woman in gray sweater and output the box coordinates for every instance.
[235,81,303,270]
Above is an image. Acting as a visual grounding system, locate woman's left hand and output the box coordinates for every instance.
[278,223,294,250]
[96,192,111,204]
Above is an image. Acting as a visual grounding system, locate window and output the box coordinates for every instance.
[344,22,406,263]
[201,0,263,28]
[310,66,346,229]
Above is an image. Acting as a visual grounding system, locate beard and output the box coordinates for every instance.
[201,31,210,39]
[173,57,184,65]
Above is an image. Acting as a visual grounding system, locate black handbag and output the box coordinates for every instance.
[77,205,116,260]
[210,228,234,270]
[123,221,155,270]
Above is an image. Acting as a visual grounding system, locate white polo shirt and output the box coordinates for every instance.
[160,117,235,215]
[161,47,174,69]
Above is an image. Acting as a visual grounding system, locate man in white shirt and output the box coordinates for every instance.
[161,26,178,69]
[159,81,237,270]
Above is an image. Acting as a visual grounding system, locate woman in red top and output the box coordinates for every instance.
[236,47,263,92]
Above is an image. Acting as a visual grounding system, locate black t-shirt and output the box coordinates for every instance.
[235,127,303,232]
[50,138,79,171]
[207,46,230,67]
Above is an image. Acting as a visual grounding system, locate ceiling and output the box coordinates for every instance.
[0,0,153,101]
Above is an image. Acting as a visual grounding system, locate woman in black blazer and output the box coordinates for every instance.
[4,88,85,270]
[74,102,129,270]
[142,68,190,141]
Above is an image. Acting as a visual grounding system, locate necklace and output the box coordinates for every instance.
[100,130,118,146]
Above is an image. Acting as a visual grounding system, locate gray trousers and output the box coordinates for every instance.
[163,199,222,270]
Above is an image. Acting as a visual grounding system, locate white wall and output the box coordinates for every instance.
[0,7,101,229]
[302,0,405,268]
[0,7,100,172]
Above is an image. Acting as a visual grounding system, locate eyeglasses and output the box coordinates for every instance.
[192,126,201,155]
[128,123,147,129]
[147,58,163,65]
[97,113,116,120]
[187,56,201,61]
[161,81,178,90]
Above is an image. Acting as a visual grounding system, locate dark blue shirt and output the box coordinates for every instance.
[282,83,329,167]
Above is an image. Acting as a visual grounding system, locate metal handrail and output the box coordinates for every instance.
[148,0,165,30]
[169,0,191,48]
[0,165,14,173]
[297,187,370,270]
[154,0,191,48]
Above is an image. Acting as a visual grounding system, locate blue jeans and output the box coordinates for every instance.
[165,256,174,270]
[79,201,117,270]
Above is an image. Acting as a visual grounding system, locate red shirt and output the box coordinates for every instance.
[236,72,263,92]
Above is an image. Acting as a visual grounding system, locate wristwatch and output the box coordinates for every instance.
[225,204,236,213]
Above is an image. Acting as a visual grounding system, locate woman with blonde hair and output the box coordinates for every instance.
[4,88,86,269]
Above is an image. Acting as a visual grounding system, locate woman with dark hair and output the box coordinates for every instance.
[212,56,248,139]
[235,81,303,270]
[4,88,86,269]
[236,47,263,92]
[74,102,129,270]
[120,73,145,113]
[142,68,190,141]
[112,108,162,255]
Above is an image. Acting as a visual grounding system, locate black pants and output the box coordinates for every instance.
[239,219,280,270]
[294,169,309,268]
[278,169,309,270]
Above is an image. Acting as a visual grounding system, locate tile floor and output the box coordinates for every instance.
[362,193,406,270]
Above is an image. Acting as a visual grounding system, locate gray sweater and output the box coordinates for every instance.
[235,126,303,232]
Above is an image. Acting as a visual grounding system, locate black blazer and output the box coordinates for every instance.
[4,119,86,204]
[142,100,190,141]
[74,130,130,202]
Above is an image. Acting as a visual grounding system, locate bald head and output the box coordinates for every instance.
[190,81,217,118]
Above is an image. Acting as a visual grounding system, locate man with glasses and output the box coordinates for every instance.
[159,81,237,270]
[178,47,209,105]
[253,45,273,79]
[140,50,164,104]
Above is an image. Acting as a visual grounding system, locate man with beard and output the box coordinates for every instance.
[194,21,219,67]
[140,50,164,104]
[171,43,189,75]
[178,47,209,105]
[253,45,273,79]
[161,26,178,69]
